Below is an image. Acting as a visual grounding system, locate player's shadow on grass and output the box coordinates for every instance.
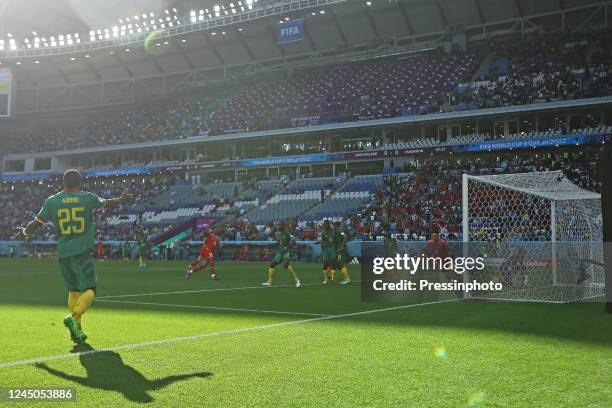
[34,344,212,403]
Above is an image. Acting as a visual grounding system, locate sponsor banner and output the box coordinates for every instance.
[83,167,155,177]
[464,134,609,152]
[277,18,304,44]
[240,153,340,168]
[291,115,321,127]
[1,172,54,182]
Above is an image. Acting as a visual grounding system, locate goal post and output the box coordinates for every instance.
[462,170,605,303]
[601,146,612,313]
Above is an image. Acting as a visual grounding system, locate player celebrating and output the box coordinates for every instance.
[334,221,352,285]
[15,169,133,344]
[261,222,301,287]
[320,220,337,283]
[186,228,221,280]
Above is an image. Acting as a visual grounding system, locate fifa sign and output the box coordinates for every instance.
[277,18,305,44]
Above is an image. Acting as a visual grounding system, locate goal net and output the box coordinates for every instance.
[462,171,605,303]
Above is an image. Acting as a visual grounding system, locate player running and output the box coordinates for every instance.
[186,228,221,280]
[334,221,352,285]
[261,222,301,287]
[320,220,337,283]
[15,169,134,344]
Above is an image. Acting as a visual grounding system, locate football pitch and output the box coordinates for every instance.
[0,259,610,407]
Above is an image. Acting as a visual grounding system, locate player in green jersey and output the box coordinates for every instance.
[261,222,301,287]
[334,221,352,285]
[16,169,134,344]
[136,232,149,269]
[122,239,132,260]
[319,220,337,283]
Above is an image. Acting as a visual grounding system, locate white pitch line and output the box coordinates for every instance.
[0,299,459,369]
[96,299,332,317]
[96,281,354,299]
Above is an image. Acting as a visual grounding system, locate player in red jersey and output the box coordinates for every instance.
[421,228,453,281]
[96,239,104,261]
[186,228,221,280]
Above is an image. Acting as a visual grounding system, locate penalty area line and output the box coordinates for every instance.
[96,281,360,299]
[96,299,333,317]
[0,298,458,369]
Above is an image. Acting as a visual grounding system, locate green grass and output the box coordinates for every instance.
[0,258,610,407]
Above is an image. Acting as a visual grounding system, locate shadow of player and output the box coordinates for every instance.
[34,344,213,403]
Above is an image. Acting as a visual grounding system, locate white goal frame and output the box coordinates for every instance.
[461,171,605,303]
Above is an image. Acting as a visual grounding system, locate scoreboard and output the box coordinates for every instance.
[0,68,14,118]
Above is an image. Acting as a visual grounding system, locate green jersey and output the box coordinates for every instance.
[36,190,106,258]
[321,230,336,254]
[122,241,131,256]
[137,236,149,255]
[334,229,348,254]
[383,236,398,257]
[277,231,294,253]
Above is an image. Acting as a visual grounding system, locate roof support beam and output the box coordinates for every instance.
[233,27,256,61]
[55,66,72,84]
[267,21,286,57]
[202,33,226,66]
[515,0,524,18]
[397,1,415,35]
[437,1,448,26]
[363,4,380,37]
[147,54,165,75]
[84,61,103,81]
[175,40,196,70]
[474,0,485,24]
[329,8,348,44]
[112,52,134,78]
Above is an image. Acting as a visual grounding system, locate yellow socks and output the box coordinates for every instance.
[287,265,298,281]
[329,269,336,281]
[68,291,80,312]
[72,289,95,320]
[267,267,275,284]
[340,267,350,281]
[68,291,81,325]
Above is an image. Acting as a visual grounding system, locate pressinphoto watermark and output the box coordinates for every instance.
[360,241,607,303]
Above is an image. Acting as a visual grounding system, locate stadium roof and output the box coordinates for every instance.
[0,0,608,90]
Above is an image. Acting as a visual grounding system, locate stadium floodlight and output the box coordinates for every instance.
[462,171,604,303]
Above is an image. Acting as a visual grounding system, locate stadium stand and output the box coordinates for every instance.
[3,31,612,155]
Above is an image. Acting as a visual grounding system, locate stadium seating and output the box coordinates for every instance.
[8,33,612,155]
